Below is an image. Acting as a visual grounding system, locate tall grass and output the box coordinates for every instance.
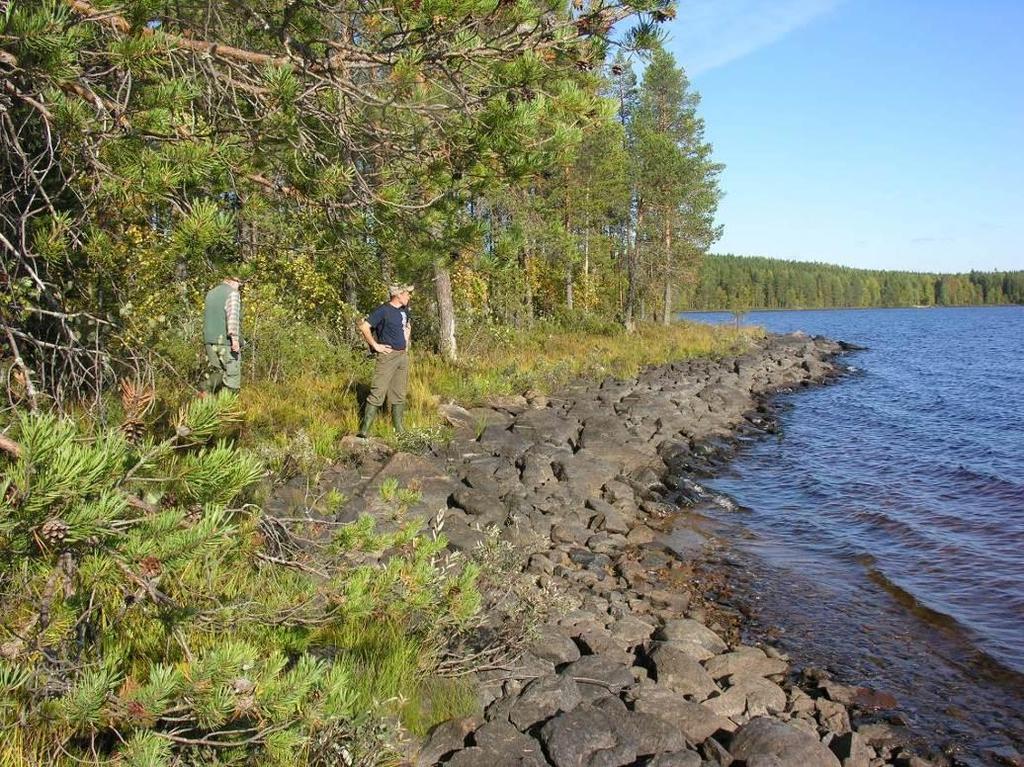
[236,319,756,464]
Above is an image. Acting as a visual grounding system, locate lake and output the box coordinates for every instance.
[679,306,1024,765]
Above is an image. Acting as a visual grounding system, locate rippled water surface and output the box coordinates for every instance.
[681,307,1024,762]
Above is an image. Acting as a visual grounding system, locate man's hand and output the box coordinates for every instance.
[373,343,394,355]
[230,338,240,354]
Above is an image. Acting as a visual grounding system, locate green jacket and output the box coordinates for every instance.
[203,282,243,345]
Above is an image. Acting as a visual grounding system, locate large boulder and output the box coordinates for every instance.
[450,486,505,522]
[729,717,841,767]
[829,731,874,767]
[509,675,583,730]
[560,655,636,702]
[648,643,719,699]
[704,677,787,719]
[631,685,734,742]
[655,620,728,655]
[443,721,549,767]
[529,626,582,666]
[593,696,689,757]
[609,615,655,650]
[703,647,788,680]
[540,704,637,767]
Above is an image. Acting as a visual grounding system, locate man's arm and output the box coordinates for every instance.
[358,318,392,354]
[226,289,241,353]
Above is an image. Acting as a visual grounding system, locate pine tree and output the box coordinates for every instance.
[0,394,482,765]
[631,46,722,326]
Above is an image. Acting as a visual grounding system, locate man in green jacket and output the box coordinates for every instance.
[202,276,243,394]
[357,283,413,437]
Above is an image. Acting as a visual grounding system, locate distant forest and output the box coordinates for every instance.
[688,254,1024,310]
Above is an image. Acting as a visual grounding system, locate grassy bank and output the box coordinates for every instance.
[233,320,757,479]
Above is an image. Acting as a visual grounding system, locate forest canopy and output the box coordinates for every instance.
[1,0,721,405]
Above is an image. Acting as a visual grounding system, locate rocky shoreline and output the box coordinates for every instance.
[295,332,947,767]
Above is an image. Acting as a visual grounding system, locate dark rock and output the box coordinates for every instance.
[477,425,532,460]
[416,716,480,766]
[467,406,515,427]
[730,717,841,767]
[540,704,637,767]
[447,733,548,767]
[593,695,689,756]
[552,452,618,499]
[552,523,590,545]
[560,655,636,702]
[514,410,581,448]
[609,615,655,650]
[703,648,788,681]
[626,525,657,545]
[575,630,635,667]
[529,626,582,666]
[631,685,735,742]
[655,620,728,656]
[815,697,851,734]
[460,466,505,498]
[646,589,693,614]
[440,403,478,430]
[568,548,612,571]
[705,677,786,719]
[443,521,489,553]
[648,642,719,699]
[855,723,911,750]
[830,731,873,767]
[473,719,543,754]
[698,736,733,767]
[486,394,529,414]
[509,675,583,730]
[450,486,505,520]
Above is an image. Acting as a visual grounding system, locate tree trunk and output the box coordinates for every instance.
[434,261,457,362]
[583,222,590,309]
[520,245,534,329]
[566,272,574,311]
[662,216,672,325]
[624,207,643,332]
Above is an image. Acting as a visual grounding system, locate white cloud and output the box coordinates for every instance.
[670,0,843,76]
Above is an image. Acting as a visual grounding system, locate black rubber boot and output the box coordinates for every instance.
[358,403,379,438]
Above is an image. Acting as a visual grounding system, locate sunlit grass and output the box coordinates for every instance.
[313,620,478,736]
[234,320,756,462]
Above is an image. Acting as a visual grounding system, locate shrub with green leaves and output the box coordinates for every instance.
[0,395,481,766]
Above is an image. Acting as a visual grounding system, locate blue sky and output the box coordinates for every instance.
[663,0,1023,273]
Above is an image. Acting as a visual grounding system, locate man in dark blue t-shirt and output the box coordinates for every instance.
[357,283,413,437]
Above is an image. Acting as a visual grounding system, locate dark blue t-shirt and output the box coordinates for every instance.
[366,303,410,350]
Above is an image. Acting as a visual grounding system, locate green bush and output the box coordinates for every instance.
[0,395,481,766]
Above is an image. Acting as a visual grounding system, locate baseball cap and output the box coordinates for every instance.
[388,283,415,297]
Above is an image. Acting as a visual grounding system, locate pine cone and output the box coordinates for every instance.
[138,556,161,579]
[121,418,146,444]
[39,519,69,544]
[119,379,155,444]
[184,504,203,525]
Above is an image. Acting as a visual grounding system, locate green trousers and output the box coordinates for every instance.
[366,349,408,407]
[203,343,241,393]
